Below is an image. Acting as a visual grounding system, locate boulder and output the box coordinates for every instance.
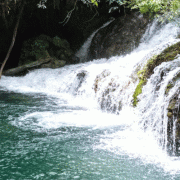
[94,70,122,114]
[133,41,180,107]
[19,34,75,66]
[88,12,149,60]
[99,80,122,114]
[72,70,88,94]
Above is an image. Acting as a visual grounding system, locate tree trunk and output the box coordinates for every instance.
[3,58,52,76]
[0,0,25,79]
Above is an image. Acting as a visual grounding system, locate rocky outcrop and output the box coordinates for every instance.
[19,34,79,66]
[3,34,79,76]
[94,70,122,114]
[132,41,180,155]
[88,12,149,60]
[133,41,180,107]
[165,70,180,155]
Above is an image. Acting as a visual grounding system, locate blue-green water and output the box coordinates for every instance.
[1,90,180,179]
[1,19,180,179]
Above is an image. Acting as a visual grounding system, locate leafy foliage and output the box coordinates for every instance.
[128,0,180,20]
[87,0,180,20]
[30,39,49,60]
[91,0,98,6]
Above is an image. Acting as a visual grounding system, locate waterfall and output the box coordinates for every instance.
[1,18,180,174]
[75,18,115,63]
[137,57,180,153]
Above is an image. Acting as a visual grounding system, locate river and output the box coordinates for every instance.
[1,19,180,179]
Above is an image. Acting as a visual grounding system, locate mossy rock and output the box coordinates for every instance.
[51,59,66,68]
[19,35,73,66]
[19,36,51,65]
[132,55,156,107]
[52,36,70,49]
[132,41,180,107]
[165,83,174,95]
[165,72,180,95]
[167,99,176,111]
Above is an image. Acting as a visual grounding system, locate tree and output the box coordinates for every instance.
[129,0,180,20]
[85,0,180,20]
[0,0,26,79]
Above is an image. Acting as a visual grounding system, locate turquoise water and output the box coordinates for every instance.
[1,19,180,180]
[1,90,180,179]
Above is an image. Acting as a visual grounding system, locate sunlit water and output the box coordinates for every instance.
[1,20,180,179]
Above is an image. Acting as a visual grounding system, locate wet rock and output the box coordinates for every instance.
[71,55,80,64]
[167,91,180,155]
[165,71,180,155]
[94,70,111,93]
[88,12,149,60]
[99,80,122,114]
[133,41,180,107]
[77,70,87,85]
[73,70,88,94]
[94,70,122,114]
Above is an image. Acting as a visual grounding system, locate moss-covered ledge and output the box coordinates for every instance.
[133,41,180,107]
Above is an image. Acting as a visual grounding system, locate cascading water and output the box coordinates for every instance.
[137,58,180,154]
[1,19,180,179]
[75,18,115,63]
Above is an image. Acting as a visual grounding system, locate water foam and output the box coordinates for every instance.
[1,19,180,174]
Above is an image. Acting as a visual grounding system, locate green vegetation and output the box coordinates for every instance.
[129,0,180,20]
[20,36,51,65]
[30,39,50,60]
[165,72,180,95]
[133,41,180,107]
[91,0,180,21]
[132,55,156,107]
[133,77,147,107]
[165,83,174,95]
[83,0,180,21]
[91,0,98,7]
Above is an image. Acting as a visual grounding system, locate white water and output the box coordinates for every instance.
[1,20,180,175]
[75,18,115,62]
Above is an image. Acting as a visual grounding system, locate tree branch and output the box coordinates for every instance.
[0,0,26,79]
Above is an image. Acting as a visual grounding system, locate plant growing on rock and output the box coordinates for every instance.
[133,41,180,107]
[30,39,49,60]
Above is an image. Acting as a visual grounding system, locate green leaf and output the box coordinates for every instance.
[91,0,98,6]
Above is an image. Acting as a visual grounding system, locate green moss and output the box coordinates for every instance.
[52,36,70,49]
[168,99,176,110]
[167,112,173,117]
[132,55,156,107]
[30,39,49,60]
[133,78,147,106]
[132,41,180,107]
[165,72,180,95]
[165,83,173,94]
